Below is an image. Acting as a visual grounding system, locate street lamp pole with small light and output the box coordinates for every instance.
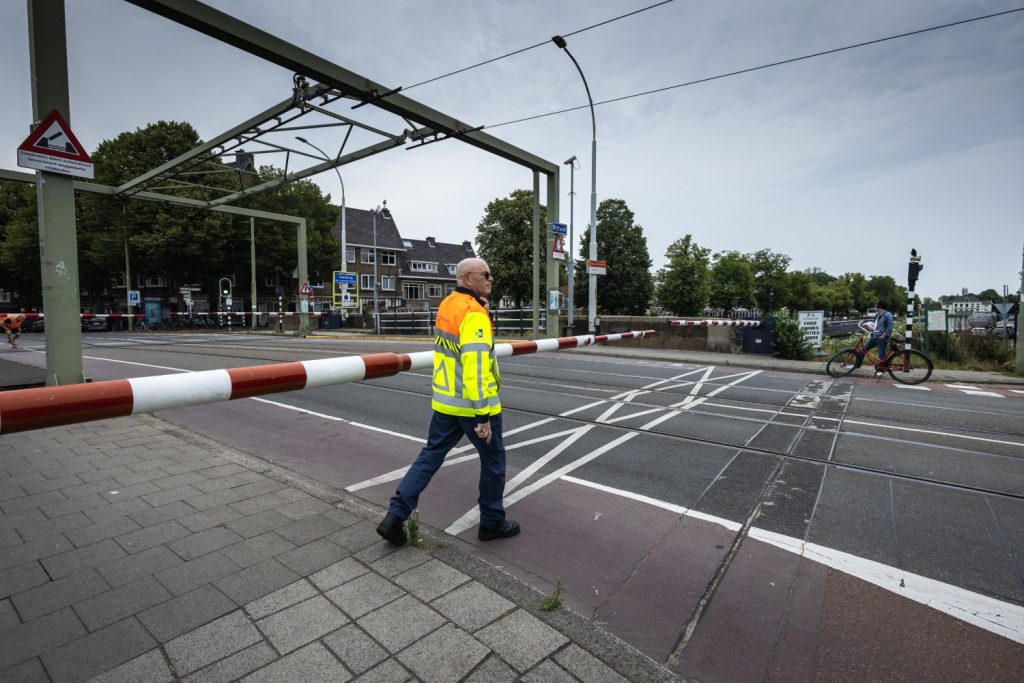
[552,34,598,334]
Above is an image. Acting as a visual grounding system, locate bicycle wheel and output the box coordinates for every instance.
[826,349,860,378]
[887,349,933,385]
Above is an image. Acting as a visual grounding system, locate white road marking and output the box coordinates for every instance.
[445,425,594,535]
[893,384,931,391]
[1012,390,1024,395]
[750,527,1024,645]
[562,475,742,532]
[961,390,1004,398]
[445,431,641,537]
[345,420,570,492]
[558,476,1024,645]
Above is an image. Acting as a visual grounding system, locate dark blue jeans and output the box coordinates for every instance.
[862,335,888,363]
[388,411,506,526]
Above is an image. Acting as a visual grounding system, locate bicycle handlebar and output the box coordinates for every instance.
[857,320,873,333]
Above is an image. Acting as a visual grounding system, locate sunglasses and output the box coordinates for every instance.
[471,271,493,280]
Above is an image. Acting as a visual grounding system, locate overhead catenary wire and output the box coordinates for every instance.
[483,6,1024,129]
[401,0,675,92]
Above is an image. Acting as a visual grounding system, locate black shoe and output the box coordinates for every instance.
[478,519,520,541]
[376,513,407,546]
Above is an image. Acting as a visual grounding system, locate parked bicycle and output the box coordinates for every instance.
[826,321,933,384]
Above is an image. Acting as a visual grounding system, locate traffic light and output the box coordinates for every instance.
[219,277,232,298]
[908,250,923,289]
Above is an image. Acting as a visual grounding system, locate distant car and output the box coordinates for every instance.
[30,317,44,333]
[994,321,1016,338]
[81,315,109,332]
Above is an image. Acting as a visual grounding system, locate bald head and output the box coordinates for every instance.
[456,257,493,299]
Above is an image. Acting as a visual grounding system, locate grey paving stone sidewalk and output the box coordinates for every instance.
[0,415,678,682]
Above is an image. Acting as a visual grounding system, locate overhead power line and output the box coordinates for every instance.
[485,6,1024,129]
[402,0,674,92]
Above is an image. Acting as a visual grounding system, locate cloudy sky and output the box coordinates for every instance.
[1,0,1022,301]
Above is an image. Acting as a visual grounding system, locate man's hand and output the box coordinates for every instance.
[474,420,492,444]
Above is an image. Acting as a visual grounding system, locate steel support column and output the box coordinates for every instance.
[28,0,84,385]
[532,171,540,338]
[546,171,560,338]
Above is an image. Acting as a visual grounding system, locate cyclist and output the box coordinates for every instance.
[858,300,893,377]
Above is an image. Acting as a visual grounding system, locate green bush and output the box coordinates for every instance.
[773,310,812,360]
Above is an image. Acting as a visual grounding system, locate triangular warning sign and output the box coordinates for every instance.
[17,109,94,179]
[299,282,313,295]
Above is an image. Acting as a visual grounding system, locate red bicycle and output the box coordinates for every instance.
[826,321,933,384]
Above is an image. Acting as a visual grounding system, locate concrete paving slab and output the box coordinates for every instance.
[396,623,489,682]
[322,623,389,674]
[357,594,446,653]
[475,608,569,672]
[255,594,348,654]
[164,610,262,676]
[137,583,237,643]
[240,642,351,683]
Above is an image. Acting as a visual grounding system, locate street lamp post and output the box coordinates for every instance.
[371,201,388,335]
[296,137,346,321]
[552,35,598,334]
[563,155,577,332]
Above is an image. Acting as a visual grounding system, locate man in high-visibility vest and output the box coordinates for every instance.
[377,258,519,545]
[2,314,25,348]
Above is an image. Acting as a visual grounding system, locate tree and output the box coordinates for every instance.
[840,272,871,313]
[785,270,816,312]
[0,181,41,307]
[573,199,653,315]
[823,279,853,316]
[978,288,1001,302]
[748,249,791,313]
[475,189,548,308]
[865,275,902,311]
[708,251,754,312]
[773,309,812,360]
[655,234,711,316]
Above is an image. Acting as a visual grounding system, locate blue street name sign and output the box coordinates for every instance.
[549,222,567,236]
[334,271,357,285]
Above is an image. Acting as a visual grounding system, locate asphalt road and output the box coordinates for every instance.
[8,332,1024,679]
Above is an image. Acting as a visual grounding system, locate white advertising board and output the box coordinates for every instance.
[798,310,825,348]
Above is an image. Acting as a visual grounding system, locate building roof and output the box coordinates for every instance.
[331,207,406,251]
[398,237,476,280]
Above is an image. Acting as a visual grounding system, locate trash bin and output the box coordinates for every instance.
[324,313,341,330]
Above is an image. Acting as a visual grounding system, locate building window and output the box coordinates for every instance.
[361,248,375,264]
[144,275,165,288]
[409,261,437,273]
[427,284,443,298]
[381,276,395,291]
[445,263,457,274]
[0,290,10,304]
[113,272,126,288]
[381,251,396,266]
[446,285,456,295]
[346,246,355,263]
[361,274,375,290]
[403,282,425,300]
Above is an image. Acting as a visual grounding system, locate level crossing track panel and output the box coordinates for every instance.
[4,335,1023,678]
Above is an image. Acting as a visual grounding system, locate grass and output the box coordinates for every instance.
[540,577,563,612]
[405,511,441,551]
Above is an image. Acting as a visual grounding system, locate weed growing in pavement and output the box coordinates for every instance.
[405,510,442,551]
[540,577,563,611]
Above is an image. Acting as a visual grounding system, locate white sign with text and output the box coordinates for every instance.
[798,310,825,348]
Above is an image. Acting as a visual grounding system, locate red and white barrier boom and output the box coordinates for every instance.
[671,319,761,327]
[0,331,655,435]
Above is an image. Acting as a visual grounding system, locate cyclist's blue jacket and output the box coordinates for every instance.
[871,310,893,339]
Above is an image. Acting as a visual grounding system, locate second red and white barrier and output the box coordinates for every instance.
[671,319,761,327]
[0,330,655,435]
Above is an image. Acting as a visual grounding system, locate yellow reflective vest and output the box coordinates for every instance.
[431,288,501,419]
